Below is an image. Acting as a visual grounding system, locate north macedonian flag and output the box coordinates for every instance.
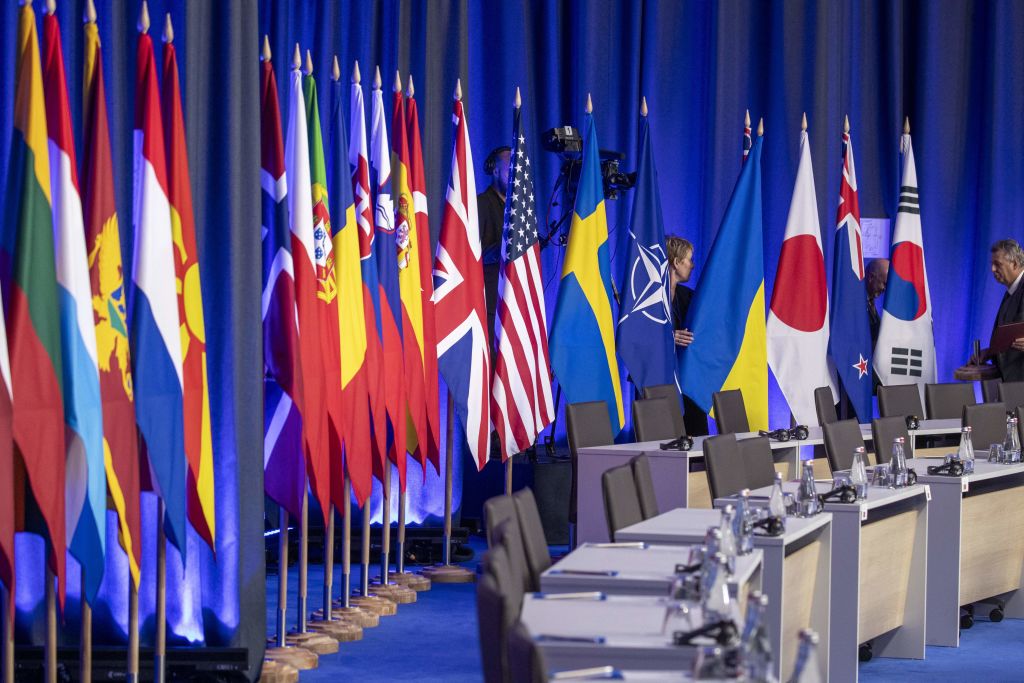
[162,20,216,550]
[6,1,67,605]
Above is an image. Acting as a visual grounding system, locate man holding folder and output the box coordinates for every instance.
[989,239,1024,381]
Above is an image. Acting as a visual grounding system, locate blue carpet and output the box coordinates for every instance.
[269,538,1024,681]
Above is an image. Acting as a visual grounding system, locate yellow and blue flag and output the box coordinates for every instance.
[550,109,624,433]
[679,133,768,431]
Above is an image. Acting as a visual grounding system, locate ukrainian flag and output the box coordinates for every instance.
[550,108,624,433]
[679,133,768,431]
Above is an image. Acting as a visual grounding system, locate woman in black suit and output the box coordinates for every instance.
[666,236,708,435]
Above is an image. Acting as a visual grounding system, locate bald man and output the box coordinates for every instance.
[866,258,889,346]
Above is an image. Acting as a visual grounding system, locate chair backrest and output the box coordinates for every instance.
[484,495,518,547]
[823,419,865,472]
[512,488,551,591]
[566,401,615,525]
[871,416,910,465]
[641,383,686,436]
[712,389,749,434]
[926,382,977,419]
[632,397,680,442]
[601,464,644,540]
[999,381,1024,411]
[814,386,838,426]
[737,436,776,490]
[492,515,531,595]
[702,434,746,500]
[878,384,925,419]
[630,454,659,519]
[507,621,546,683]
[963,402,1008,450]
[478,545,516,683]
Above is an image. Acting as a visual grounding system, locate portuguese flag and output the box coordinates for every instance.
[6,1,67,606]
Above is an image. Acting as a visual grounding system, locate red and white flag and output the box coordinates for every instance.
[432,82,491,470]
[491,97,554,460]
[767,125,836,425]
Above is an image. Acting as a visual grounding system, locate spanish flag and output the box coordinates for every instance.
[7,0,67,605]
[550,101,624,433]
[162,14,216,550]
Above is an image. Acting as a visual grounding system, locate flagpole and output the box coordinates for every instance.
[3,585,13,683]
[297,489,308,633]
[264,504,318,671]
[155,500,166,683]
[127,576,138,682]
[322,505,334,621]
[360,500,371,596]
[504,458,513,496]
[379,465,391,586]
[45,568,56,683]
[423,392,474,582]
[80,573,92,683]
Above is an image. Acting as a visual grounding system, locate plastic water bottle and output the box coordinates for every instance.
[718,505,738,559]
[702,552,735,625]
[797,460,818,516]
[769,471,787,519]
[957,426,975,473]
[850,447,869,500]
[890,436,909,487]
[734,489,755,555]
[1003,416,1021,463]
[741,591,773,682]
[787,629,822,683]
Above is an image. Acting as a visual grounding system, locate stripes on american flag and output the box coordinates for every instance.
[491,104,554,461]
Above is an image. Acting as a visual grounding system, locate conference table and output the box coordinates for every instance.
[575,418,962,545]
[913,457,1024,647]
[616,508,832,683]
[540,542,762,597]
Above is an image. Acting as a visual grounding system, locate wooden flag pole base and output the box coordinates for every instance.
[421,394,475,585]
[263,646,317,671]
[305,615,362,643]
[368,581,416,604]
[349,594,397,616]
[322,604,379,628]
[387,570,431,591]
[282,631,338,655]
[258,658,300,683]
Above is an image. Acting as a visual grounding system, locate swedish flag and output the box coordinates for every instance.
[550,108,625,433]
[679,133,768,431]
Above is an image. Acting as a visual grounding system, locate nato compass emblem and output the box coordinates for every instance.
[623,237,671,325]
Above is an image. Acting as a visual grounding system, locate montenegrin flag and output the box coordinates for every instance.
[286,51,330,521]
[349,63,388,477]
[405,82,441,470]
[370,71,407,490]
[83,11,142,588]
[679,131,768,431]
[767,126,836,426]
[550,102,624,433]
[260,46,305,521]
[162,20,215,549]
[132,23,187,557]
[44,6,106,603]
[391,74,430,473]
[7,2,67,604]
[329,60,373,506]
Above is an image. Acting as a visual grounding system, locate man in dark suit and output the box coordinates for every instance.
[990,239,1024,381]
[865,258,889,347]
[478,146,511,353]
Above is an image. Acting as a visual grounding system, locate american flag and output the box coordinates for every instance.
[491,101,554,461]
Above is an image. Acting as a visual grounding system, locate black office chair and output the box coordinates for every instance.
[823,419,865,472]
[566,401,615,529]
[601,464,644,540]
[999,381,1024,411]
[963,402,1008,450]
[512,488,551,591]
[641,383,686,437]
[712,389,749,434]
[814,386,839,426]
[484,495,517,547]
[703,434,746,500]
[871,416,910,465]
[632,397,680,442]
[737,436,776,490]
[878,384,925,419]
[630,454,659,519]
[477,545,518,683]
[507,621,546,683]
[926,382,977,419]
[492,515,532,595]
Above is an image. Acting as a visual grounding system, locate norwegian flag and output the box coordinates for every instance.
[490,97,554,461]
[433,83,491,469]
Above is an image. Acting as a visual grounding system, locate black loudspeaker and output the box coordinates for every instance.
[531,460,571,545]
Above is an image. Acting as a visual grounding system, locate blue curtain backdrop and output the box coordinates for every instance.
[1,0,1023,668]
[0,0,264,676]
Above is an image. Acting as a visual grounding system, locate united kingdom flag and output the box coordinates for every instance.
[433,82,491,469]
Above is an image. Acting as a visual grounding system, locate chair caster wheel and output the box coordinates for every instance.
[960,613,974,629]
[859,643,873,662]
[990,608,1004,622]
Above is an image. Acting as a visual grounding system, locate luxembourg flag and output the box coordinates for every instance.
[767,121,836,426]
[874,122,936,385]
[43,6,106,603]
[131,23,187,557]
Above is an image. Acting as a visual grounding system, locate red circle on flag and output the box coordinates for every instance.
[770,234,827,332]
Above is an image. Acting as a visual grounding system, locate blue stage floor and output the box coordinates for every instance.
[267,537,1024,682]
